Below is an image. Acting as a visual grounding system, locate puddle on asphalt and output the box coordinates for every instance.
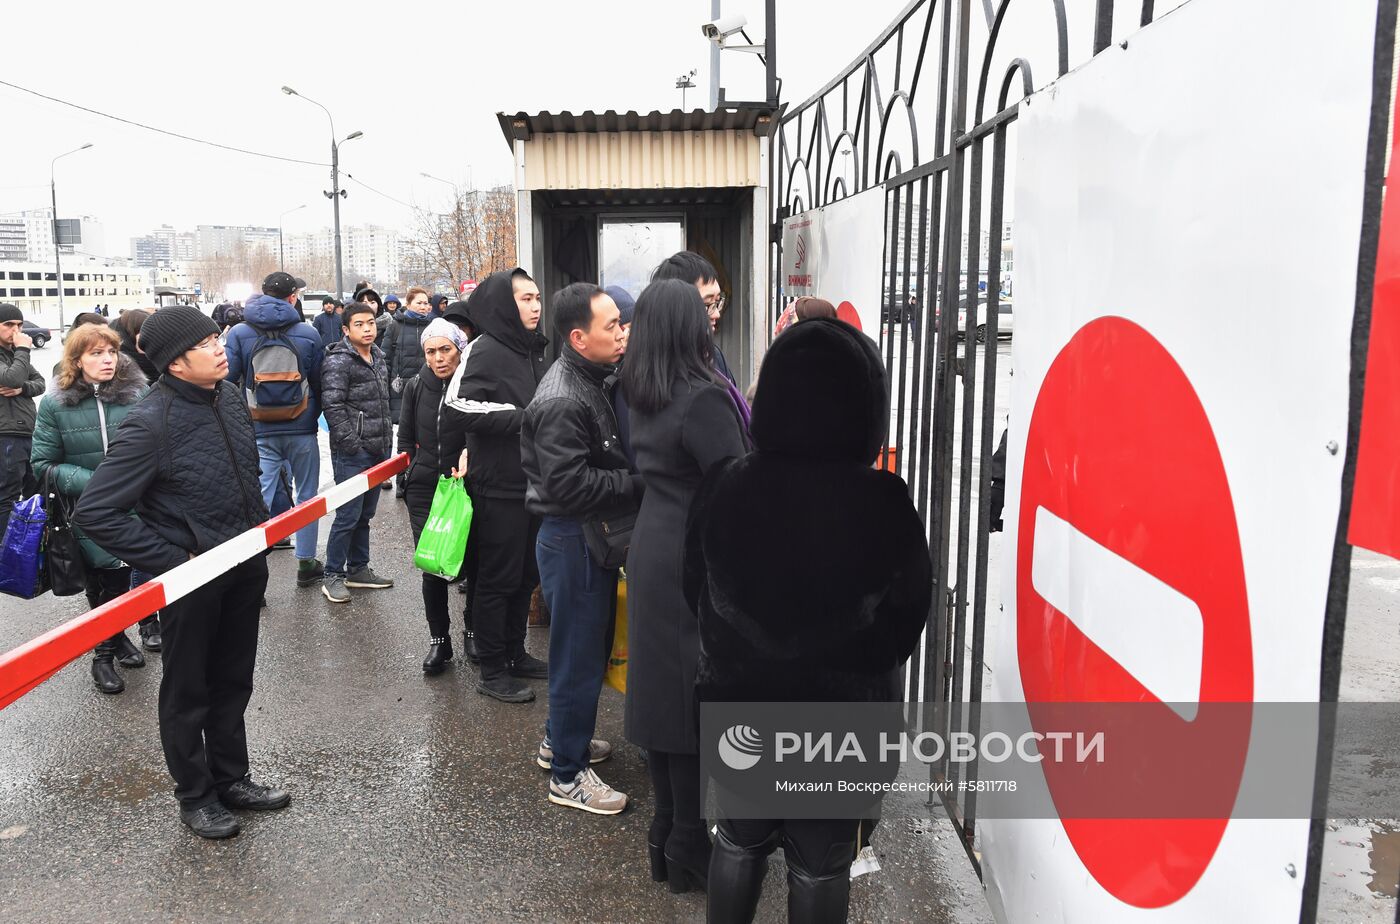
[1368,822,1399,899]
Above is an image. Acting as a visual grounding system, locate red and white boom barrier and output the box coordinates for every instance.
[0,453,410,711]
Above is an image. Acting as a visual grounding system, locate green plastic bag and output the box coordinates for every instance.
[413,476,473,580]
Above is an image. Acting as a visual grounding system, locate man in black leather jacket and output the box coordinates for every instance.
[521,282,636,814]
[74,305,290,841]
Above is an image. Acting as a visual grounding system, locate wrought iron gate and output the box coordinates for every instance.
[771,0,1179,875]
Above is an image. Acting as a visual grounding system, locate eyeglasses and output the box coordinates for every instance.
[188,335,223,354]
[706,295,727,316]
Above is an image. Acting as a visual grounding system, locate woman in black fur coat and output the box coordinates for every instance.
[684,318,932,923]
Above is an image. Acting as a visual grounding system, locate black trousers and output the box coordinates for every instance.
[158,555,268,809]
[83,566,150,653]
[471,495,539,671]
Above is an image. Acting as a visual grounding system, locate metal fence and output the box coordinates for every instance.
[771,0,1175,875]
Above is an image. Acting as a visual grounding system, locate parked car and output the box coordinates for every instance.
[956,297,1014,342]
[21,320,52,348]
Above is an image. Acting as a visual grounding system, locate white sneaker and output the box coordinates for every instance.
[547,767,628,815]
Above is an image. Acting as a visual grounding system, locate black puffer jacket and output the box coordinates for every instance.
[453,269,549,500]
[398,363,469,489]
[383,309,434,421]
[73,375,269,576]
[522,346,638,518]
[685,319,931,705]
[321,338,391,459]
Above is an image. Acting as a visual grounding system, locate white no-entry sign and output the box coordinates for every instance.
[980,0,1383,921]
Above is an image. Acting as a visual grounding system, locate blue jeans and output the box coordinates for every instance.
[325,450,386,577]
[538,515,616,782]
[256,433,320,560]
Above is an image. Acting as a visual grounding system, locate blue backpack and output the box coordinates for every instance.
[243,326,309,422]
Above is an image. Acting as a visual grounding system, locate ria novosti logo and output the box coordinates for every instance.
[718,725,764,770]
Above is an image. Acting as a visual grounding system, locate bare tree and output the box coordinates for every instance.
[193,241,280,300]
[406,185,517,292]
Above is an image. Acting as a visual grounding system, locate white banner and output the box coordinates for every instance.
[984,1,1379,922]
[780,187,885,335]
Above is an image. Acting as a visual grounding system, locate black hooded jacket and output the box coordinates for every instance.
[684,318,932,704]
[452,269,549,499]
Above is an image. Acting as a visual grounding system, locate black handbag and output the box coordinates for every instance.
[41,472,88,597]
[582,502,638,571]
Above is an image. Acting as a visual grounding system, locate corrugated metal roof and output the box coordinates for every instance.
[496,107,779,147]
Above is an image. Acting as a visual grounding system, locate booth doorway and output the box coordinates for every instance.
[598,216,686,301]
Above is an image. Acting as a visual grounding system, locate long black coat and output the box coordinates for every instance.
[624,377,747,754]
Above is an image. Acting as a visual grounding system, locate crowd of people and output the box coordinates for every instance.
[0,250,929,923]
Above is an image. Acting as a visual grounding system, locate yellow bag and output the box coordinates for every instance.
[605,574,628,693]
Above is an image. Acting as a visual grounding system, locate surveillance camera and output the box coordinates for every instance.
[702,13,748,41]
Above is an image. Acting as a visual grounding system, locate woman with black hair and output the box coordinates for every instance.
[621,278,749,895]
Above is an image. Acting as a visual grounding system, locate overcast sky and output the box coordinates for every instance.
[1,0,912,253]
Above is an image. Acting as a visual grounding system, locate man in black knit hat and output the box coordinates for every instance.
[75,305,289,840]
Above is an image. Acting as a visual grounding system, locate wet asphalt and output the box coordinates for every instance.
[0,483,992,924]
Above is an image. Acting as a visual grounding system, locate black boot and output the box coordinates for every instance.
[91,642,124,694]
[475,661,535,703]
[111,630,145,668]
[422,637,454,675]
[664,824,712,894]
[706,826,778,923]
[464,629,481,664]
[786,865,852,924]
[138,615,161,652]
[648,815,673,883]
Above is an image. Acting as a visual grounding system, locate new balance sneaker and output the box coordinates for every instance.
[547,767,628,815]
[321,574,351,604]
[537,736,613,771]
[345,567,393,589]
[296,558,325,588]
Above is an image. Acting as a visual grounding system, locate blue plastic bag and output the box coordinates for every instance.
[0,495,47,599]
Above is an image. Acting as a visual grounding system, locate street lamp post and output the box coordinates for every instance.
[282,87,361,298]
[278,204,307,271]
[50,143,93,330]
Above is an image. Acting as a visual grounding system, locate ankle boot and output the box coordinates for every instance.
[464,629,481,664]
[138,615,161,652]
[648,815,674,883]
[706,826,777,924]
[423,637,454,675]
[91,643,124,694]
[112,630,145,668]
[664,824,712,894]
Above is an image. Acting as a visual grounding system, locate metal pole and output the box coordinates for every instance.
[709,0,721,110]
[332,139,344,300]
[765,0,777,105]
[50,178,64,330]
[279,223,285,271]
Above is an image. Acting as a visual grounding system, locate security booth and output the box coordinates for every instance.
[497,107,779,389]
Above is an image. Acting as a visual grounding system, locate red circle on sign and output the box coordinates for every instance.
[1016,316,1252,908]
[836,301,862,331]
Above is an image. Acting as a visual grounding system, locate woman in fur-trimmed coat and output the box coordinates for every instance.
[31,325,152,694]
